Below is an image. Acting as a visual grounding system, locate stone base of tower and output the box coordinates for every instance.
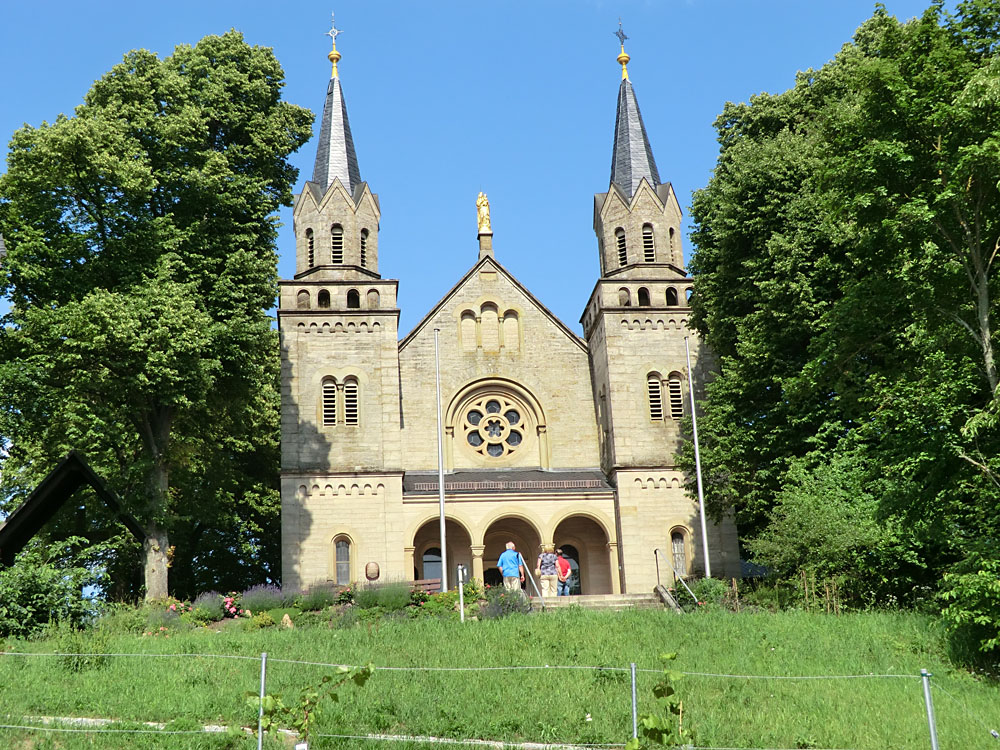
[612,469,740,593]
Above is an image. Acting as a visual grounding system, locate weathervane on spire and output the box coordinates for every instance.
[615,19,628,46]
[324,12,344,78]
[615,19,630,81]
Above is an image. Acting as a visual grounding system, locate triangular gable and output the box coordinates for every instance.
[0,451,145,566]
[399,256,587,354]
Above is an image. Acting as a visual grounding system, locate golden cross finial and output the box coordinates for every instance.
[325,13,343,78]
[615,20,630,81]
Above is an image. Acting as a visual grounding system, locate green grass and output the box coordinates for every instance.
[0,608,997,749]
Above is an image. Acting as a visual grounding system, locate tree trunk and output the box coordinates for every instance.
[141,407,173,602]
[144,524,170,601]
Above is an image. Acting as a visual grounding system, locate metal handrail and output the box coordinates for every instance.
[654,548,699,604]
[518,553,546,610]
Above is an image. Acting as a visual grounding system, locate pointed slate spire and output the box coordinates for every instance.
[311,15,362,194]
[609,28,661,199]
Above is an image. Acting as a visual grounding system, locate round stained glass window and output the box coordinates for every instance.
[461,394,529,460]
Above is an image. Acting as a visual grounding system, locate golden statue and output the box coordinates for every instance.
[476,192,492,233]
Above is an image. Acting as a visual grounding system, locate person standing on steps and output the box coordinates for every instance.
[498,541,524,593]
[556,548,572,596]
[536,544,558,597]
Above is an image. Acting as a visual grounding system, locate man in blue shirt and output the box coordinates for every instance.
[497,541,524,593]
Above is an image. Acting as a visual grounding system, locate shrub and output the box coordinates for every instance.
[940,550,1000,666]
[690,578,730,609]
[249,611,275,629]
[336,585,354,605]
[0,539,102,638]
[354,580,412,612]
[190,591,223,624]
[299,586,337,612]
[53,622,111,673]
[479,585,530,619]
[241,584,285,613]
[97,603,147,635]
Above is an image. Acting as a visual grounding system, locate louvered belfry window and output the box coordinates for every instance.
[360,229,368,268]
[306,228,315,267]
[668,376,684,419]
[616,228,627,267]
[643,224,655,262]
[322,379,337,426]
[331,224,344,264]
[647,374,663,421]
[344,379,359,425]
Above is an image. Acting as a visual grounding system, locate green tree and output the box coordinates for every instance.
[688,0,1000,616]
[0,31,313,599]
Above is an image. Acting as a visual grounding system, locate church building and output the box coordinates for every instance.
[278,27,740,595]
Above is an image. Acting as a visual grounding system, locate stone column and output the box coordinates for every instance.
[608,542,621,594]
[471,544,486,583]
[404,546,415,581]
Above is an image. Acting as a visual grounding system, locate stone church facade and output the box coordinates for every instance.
[278,33,740,595]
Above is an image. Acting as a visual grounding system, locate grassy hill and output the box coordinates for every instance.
[1,607,997,749]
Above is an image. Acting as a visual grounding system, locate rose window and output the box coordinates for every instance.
[462,395,526,458]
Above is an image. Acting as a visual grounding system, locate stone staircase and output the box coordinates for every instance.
[529,592,665,612]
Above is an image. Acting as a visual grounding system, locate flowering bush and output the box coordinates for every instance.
[240,584,286,613]
[479,585,530,619]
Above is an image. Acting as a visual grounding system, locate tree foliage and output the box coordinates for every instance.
[0,31,313,599]
[689,0,1000,637]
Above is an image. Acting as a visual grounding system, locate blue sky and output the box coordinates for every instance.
[1,1,936,336]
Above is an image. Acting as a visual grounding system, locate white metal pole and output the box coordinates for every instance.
[458,564,466,622]
[257,651,267,750]
[921,669,940,750]
[434,328,448,592]
[685,337,712,579]
[630,662,638,739]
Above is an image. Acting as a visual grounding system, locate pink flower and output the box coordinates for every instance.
[169,603,176,611]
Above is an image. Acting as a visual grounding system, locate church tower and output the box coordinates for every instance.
[582,30,739,587]
[278,21,404,591]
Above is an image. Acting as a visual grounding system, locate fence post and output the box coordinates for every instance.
[258,651,268,750]
[921,669,940,750]
[631,662,638,739]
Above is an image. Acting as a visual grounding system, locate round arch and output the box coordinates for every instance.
[553,515,613,595]
[410,516,473,588]
[548,508,616,546]
[474,507,546,547]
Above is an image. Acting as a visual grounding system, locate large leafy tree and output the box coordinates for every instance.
[689,0,1000,615]
[0,31,313,599]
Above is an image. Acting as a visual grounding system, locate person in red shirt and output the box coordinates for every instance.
[555,548,572,596]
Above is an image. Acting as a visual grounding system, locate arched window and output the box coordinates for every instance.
[669,226,676,250]
[461,310,477,351]
[331,224,344,264]
[638,287,651,307]
[347,289,360,309]
[366,288,379,308]
[686,287,694,303]
[503,310,520,352]
[671,529,687,577]
[360,229,368,268]
[344,378,359,425]
[647,373,664,421]
[615,228,627,267]
[334,537,351,585]
[618,287,631,307]
[666,287,679,306]
[480,303,499,351]
[306,228,315,267]
[668,374,684,419]
[643,224,655,262]
[317,289,331,309]
[422,547,442,580]
[296,290,310,310]
[322,378,337,426]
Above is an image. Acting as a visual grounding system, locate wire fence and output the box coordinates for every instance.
[0,650,997,749]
